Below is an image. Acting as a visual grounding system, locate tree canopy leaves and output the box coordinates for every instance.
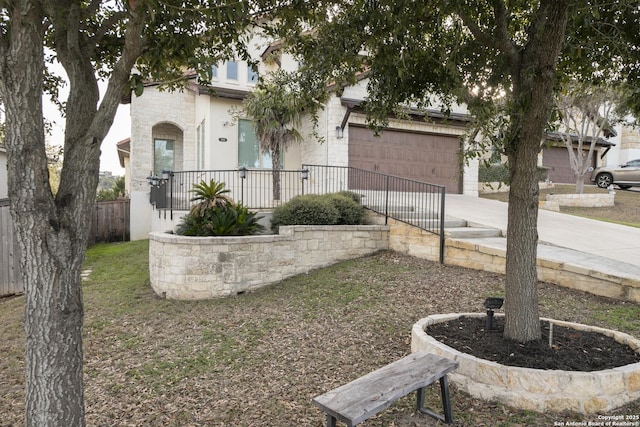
[273,0,640,342]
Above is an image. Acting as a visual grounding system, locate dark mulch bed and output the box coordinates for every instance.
[427,315,640,371]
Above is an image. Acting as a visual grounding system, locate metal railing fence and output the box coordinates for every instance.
[151,168,310,212]
[302,165,446,263]
[150,165,446,263]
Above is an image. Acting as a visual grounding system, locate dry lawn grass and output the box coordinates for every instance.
[2,240,640,426]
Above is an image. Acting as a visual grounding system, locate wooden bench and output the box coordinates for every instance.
[312,351,458,427]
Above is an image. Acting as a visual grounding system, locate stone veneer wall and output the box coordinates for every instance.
[387,219,640,303]
[149,225,389,300]
[148,213,640,302]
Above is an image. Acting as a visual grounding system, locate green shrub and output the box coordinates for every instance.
[326,193,365,225]
[479,163,551,183]
[176,180,264,236]
[270,192,366,232]
[189,179,234,217]
[479,163,509,183]
[271,195,340,233]
[177,203,264,236]
[335,190,362,204]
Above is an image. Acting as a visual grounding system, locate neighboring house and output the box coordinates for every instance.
[126,35,480,240]
[540,132,616,185]
[600,122,640,167]
[541,111,640,184]
[117,137,131,195]
[0,144,7,199]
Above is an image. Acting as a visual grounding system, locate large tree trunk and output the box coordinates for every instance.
[502,0,570,342]
[0,2,146,425]
[0,3,87,426]
[505,143,542,342]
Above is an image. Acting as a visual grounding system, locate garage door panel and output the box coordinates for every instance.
[542,147,595,185]
[348,126,461,193]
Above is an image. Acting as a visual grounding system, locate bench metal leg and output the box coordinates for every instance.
[440,375,454,424]
[416,376,454,424]
[326,414,337,427]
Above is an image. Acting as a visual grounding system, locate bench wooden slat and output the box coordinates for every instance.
[312,352,458,426]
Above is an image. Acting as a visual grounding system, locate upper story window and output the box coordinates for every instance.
[227,61,238,81]
[211,65,218,79]
[248,65,259,84]
[196,121,205,170]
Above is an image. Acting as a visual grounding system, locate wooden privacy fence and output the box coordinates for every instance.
[90,199,130,245]
[0,199,130,297]
[0,199,23,297]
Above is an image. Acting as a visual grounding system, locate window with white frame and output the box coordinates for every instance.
[154,139,174,173]
[238,119,282,169]
[196,120,205,170]
[211,65,218,80]
[227,61,238,80]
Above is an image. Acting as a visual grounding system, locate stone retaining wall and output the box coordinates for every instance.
[148,214,639,303]
[387,219,640,303]
[149,225,389,299]
[479,182,555,194]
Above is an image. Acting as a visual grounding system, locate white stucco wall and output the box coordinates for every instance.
[123,156,131,196]
[130,78,305,239]
[592,122,640,168]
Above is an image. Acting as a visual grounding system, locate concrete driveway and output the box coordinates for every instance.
[445,195,640,268]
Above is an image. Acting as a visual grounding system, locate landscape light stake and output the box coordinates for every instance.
[484,297,504,332]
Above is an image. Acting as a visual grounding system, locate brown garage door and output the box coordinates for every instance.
[542,146,595,185]
[348,125,462,193]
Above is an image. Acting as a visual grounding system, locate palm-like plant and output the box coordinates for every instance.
[177,180,265,236]
[240,70,326,200]
[189,179,234,217]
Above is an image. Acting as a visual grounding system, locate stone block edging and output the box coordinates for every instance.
[541,193,615,211]
[411,313,640,414]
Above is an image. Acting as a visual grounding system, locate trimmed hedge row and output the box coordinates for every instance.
[479,163,551,183]
[271,191,365,233]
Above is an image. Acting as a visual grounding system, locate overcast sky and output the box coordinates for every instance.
[43,60,129,176]
[43,94,129,176]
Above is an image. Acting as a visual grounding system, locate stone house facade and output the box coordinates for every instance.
[127,34,480,240]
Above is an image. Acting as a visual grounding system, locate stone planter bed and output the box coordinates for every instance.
[540,192,616,211]
[411,313,640,414]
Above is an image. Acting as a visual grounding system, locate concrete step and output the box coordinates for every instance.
[401,218,467,229]
[366,207,415,217]
[444,227,503,239]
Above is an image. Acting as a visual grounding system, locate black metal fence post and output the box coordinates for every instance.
[384,174,390,225]
[169,172,174,220]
